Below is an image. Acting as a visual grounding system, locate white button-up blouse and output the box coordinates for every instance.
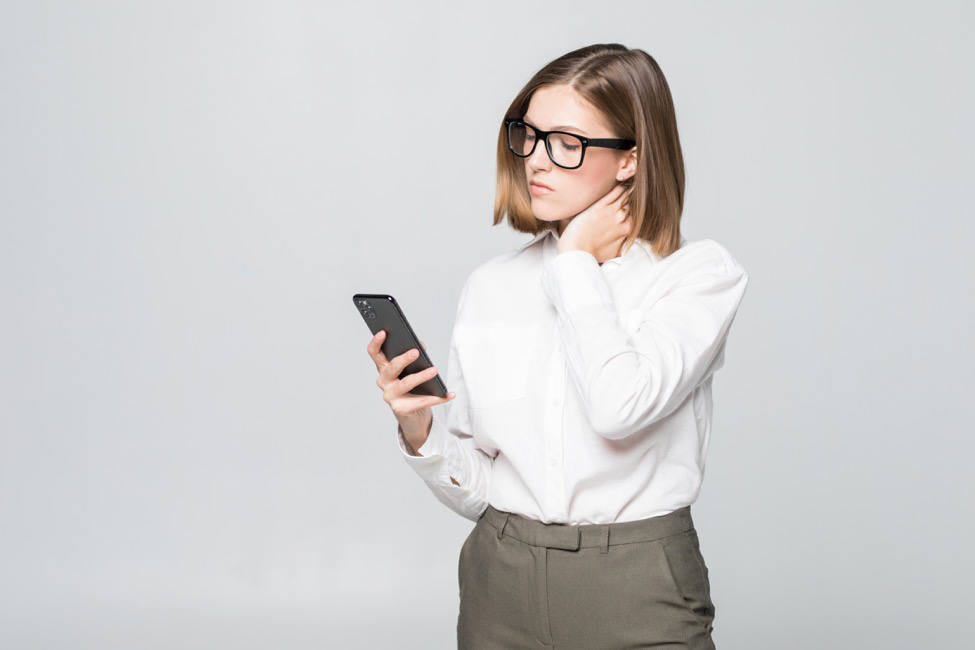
[396,226,749,525]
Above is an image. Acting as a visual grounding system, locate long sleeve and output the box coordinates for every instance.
[395,279,494,522]
[540,246,749,440]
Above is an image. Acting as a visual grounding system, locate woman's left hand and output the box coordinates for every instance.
[558,182,633,263]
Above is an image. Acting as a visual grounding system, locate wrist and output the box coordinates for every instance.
[557,238,587,256]
[400,413,433,455]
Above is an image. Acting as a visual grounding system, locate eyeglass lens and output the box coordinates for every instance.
[508,121,584,168]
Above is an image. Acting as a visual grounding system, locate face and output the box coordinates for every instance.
[520,84,636,235]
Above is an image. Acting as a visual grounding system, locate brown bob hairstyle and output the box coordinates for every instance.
[494,43,686,259]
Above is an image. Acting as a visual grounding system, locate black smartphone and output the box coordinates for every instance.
[352,293,448,398]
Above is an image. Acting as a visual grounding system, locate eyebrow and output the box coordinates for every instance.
[523,116,589,136]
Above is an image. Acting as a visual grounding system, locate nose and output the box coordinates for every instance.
[526,135,552,172]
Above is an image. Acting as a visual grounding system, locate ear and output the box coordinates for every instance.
[618,148,638,182]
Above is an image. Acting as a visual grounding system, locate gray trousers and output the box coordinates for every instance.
[457,504,717,649]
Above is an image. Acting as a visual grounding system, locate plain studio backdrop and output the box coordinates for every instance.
[1,1,973,648]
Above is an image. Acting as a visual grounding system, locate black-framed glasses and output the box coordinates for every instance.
[504,117,635,170]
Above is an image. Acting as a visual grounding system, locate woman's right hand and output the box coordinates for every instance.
[368,329,456,453]
[557,182,633,263]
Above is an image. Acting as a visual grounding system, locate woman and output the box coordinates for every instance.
[366,43,748,649]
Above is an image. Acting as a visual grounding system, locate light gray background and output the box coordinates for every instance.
[1,1,972,648]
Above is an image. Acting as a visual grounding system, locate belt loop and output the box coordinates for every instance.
[497,512,510,540]
[599,525,609,553]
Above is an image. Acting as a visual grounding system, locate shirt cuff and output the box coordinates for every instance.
[396,417,455,485]
[540,249,612,316]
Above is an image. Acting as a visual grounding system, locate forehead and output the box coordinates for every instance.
[524,85,611,134]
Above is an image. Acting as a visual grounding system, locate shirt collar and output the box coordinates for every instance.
[524,227,675,268]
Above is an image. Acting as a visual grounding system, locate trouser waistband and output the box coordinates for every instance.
[481,504,694,553]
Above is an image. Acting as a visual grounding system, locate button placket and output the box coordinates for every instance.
[542,349,567,520]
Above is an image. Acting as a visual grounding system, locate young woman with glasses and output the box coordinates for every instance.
[366,43,748,649]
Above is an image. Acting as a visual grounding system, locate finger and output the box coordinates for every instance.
[620,191,634,212]
[620,216,634,236]
[606,190,627,210]
[389,368,454,404]
[379,345,422,386]
[396,364,440,395]
[367,330,390,370]
[605,185,625,203]
[596,184,623,205]
[393,391,457,412]
[420,340,426,350]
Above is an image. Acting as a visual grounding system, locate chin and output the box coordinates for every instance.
[531,206,566,222]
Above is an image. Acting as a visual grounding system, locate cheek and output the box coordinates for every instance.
[525,159,614,218]
[553,165,612,215]
[575,159,608,186]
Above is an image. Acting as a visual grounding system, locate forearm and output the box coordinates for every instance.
[540,246,749,439]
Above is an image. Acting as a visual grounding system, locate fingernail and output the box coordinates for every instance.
[411,349,418,358]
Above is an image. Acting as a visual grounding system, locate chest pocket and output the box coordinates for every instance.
[454,321,540,409]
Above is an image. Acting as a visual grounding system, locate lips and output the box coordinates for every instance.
[530,180,553,191]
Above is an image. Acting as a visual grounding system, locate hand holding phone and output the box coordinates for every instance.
[355,294,456,454]
[354,293,449,398]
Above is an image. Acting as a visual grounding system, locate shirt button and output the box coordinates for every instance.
[549,459,557,467]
